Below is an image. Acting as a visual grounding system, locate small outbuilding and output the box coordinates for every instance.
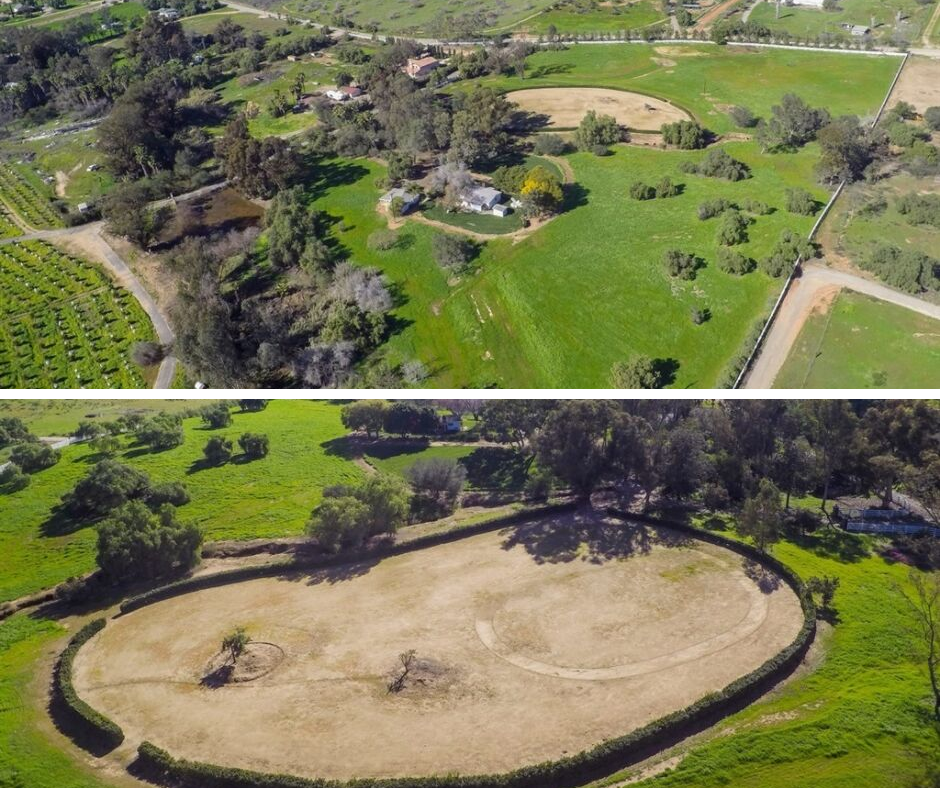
[379,187,421,214]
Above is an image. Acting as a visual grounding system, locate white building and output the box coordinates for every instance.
[460,185,504,214]
[379,187,421,214]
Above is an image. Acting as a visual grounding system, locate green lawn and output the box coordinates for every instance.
[748,0,933,43]
[476,44,902,136]
[517,0,666,34]
[421,203,525,235]
[208,56,339,137]
[0,400,362,604]
[279,0,558,36]
[774,291,940,389]
[313,143,821,387]
[363,442,529,490]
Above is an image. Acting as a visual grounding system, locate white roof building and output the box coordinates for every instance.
[460,185,503,213]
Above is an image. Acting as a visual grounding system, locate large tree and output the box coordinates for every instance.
[534,400,613,497]
[738,478,784,553]
[449,87,516,167]
[896,570,940,721]
[96,501,202,582]
[98,78,180,177]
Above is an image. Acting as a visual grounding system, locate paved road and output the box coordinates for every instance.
[744,263,940,389]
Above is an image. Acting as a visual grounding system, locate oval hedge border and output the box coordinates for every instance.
[52,618,125,755]
[129,507,816,788]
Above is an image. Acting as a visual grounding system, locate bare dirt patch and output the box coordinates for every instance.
[74,512,803,781]
[889,56,940,114]
[507,87,690,130]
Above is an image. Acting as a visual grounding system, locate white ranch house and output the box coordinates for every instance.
[460,185,506,215]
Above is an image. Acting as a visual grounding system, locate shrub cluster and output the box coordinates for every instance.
[715,210,749,246]
[629,178,678,201]
[697,198,733,220]
[54,618,125,751]
[661,120,708,149]
[133,511,814,788]
[862,244,939,294]
[785,188,817,216]
[759,230,816,278]
[683,149,750,181]
[896,193,940,229]
[716,247,755,276]
[662,249,701,280]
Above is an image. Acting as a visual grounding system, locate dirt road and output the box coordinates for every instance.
[744,263,940,388]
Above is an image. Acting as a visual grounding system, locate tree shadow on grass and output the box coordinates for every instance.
[561,182,589,213]
[458,447,528,491]
[501,510,693,565]
[653,358,680,387]
[794,528,869,564]
[528,63,574,79]
[301,157,371,200]
[40,505,88,538]
[321,435,432,462]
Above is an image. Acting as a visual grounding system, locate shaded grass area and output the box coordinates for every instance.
[774,291,940,389]
[362,442,529,490]
[519,0,665,34]
[0,401,362,603]
[626,524,940,788]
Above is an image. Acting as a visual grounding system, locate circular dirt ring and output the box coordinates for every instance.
[506,87,692,131]
[73,513,803,781]
[203,642,286,685]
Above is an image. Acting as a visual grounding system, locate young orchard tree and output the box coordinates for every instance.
[222,627,251,665]
[738,479,784,553]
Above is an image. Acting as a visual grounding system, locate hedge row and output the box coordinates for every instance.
[53,618,125,752]
[133,510,815,788]
[120,501,580,615]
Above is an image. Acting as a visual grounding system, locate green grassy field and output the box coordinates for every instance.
[774,291,940,389]
[748,0,933,42]
[822,174,940,265]
[1,399,199,436]
[0,240,157,389]
[314,142,820,387]
[279,0,557,35]
[516,0,665,34]
[11,131,113,210]
[362,441,529,489]
[208,56,339,137]
[627,521,940,788]
[475,44,902,136]
[0,400,362,604]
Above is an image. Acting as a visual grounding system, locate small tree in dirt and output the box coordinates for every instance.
[222,627,251,665]
[388,649,417,693]
[896,570,940,721]
[738,478,783,553]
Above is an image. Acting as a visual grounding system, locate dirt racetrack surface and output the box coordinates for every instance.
[74,512,803,780]
[507,88,691,130]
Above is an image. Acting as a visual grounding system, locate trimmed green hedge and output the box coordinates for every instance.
[120,502,579,615]
[53,618,125,752]
[134,510,815,788]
